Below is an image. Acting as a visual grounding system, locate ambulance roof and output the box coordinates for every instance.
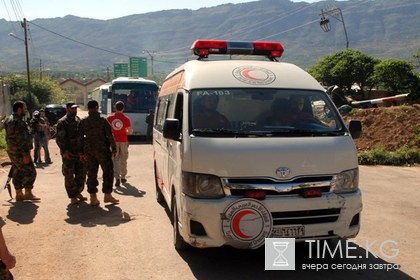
[167,59,325,91]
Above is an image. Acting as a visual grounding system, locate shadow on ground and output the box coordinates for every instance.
[65,202,132,227]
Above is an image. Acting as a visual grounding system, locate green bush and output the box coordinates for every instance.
[359,146,420,165]
[0,130,6,150]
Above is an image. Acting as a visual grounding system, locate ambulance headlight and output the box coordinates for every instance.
[182,172,224,198]
[332,168,359,193]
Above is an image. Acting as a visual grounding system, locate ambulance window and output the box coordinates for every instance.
[189,88,346,137]
[174,93,183,129]
[155,98,169,132]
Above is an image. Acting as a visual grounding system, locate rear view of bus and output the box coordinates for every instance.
[111,77,159,135]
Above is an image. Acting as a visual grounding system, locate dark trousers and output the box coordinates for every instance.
[85,151,114,194]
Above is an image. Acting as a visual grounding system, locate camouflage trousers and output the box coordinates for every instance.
[86,151,114,194]
[61,157,87,198]
[6,151,37,190]
[0,261,13,280]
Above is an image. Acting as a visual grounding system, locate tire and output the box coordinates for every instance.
[172,196,189,250]
[154,164,164,204]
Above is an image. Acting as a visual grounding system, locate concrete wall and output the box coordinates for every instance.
[0,80,12,118]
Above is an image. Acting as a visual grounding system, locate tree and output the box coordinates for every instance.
[309,49,379,97]
[373,58,418,97]
[3,74,66,111]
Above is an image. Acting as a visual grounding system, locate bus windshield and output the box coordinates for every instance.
[112,83,158,113]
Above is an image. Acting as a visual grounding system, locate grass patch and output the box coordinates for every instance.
[359,146,420,165]
[0,130,6,150]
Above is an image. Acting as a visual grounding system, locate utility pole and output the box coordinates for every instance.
[22,18,32,111]
[39,59,42,80]
[319,7,349,49]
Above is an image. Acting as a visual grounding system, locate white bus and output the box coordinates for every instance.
[91,82,112,115]
[110,77,159,135]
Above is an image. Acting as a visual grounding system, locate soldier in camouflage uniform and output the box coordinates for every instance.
[56,102,87,205]
[78,100,119,206]
[3,101,40,201]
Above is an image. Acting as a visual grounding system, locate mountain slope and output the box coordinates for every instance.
[0,0,419,75]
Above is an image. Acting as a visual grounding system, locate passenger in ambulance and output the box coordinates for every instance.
[193,95,231,129]
[289,95,323,124]
[265,98,291,126]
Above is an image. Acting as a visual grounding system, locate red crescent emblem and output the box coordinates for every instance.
[232,210,256,239]
[242,69,263,81]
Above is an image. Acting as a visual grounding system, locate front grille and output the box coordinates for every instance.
[272,208,341,225]
[230,186,331,196]
[222,176,334,196]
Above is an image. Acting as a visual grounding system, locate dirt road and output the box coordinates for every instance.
[0,140,418,279]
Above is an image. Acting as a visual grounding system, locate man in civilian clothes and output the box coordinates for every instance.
[107,101,133,187]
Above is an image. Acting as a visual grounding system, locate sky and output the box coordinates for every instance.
[2,0,322,21]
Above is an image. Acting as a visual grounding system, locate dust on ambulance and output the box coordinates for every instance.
[153,40,363,250]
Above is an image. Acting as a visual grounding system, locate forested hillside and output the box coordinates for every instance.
[0,0,419,76]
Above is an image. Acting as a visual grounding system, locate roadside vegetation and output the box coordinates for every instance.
[359,146,419,166]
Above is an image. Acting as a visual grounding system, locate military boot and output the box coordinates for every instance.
[15,189,25,202]
[104,193,119,204]
[77,194,88,201]
[90,194,100,206]
[24,188,41,201]
[70,197,79,204]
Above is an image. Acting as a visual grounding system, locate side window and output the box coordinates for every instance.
[174,92,183,126]
[155,98,169,132]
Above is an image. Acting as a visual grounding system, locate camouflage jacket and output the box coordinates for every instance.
[56,113,83,156]
[3,113,32,154]
[78,111,116,154]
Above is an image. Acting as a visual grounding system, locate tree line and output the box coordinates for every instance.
[309,49,420,102]
[1,48,419,113]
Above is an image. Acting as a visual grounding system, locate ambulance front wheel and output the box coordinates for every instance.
[172,195,189,250]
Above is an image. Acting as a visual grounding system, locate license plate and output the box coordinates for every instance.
[271,226,305,237]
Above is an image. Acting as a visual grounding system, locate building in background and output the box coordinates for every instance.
[59,78,107,106]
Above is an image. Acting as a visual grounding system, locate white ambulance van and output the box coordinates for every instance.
[153,40,362,250]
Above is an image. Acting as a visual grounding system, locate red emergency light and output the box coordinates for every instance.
[303,188,322,198]
[191,40,284,60]
[245,190,266,200]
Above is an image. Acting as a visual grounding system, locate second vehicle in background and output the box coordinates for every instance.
[92,77,159,136]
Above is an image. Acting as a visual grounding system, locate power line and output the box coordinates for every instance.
[227,2,318,39]
[1,0,20,35]
[28,20,132,58]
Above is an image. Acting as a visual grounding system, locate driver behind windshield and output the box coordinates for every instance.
[192,95,231,129]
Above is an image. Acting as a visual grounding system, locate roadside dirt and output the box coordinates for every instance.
[343,104,420,151]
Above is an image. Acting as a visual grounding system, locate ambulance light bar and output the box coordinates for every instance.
[191,40,284,59]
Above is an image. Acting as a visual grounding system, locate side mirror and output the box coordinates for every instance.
[163,118,180,140]
[348,120,362,139]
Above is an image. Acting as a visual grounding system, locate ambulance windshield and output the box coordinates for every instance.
[190,89,346,137]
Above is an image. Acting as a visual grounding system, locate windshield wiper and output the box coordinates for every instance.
[250,129,344,137]
[279,128,344,136]
[192,128,244,135]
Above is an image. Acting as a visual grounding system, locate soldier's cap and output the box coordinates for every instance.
[33,110,40,116]
[87,100,99,109]
[39,108,45,112]
[66,102,79,109]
